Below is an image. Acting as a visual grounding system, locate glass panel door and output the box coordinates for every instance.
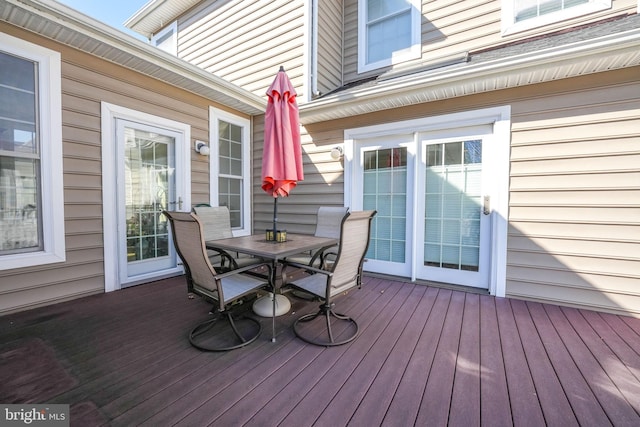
[358,138,413,277]
[116,119,179,282]
[417,138,490,288]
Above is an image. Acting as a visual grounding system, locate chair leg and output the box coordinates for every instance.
[189,311,262,351]
[293,302,358,347]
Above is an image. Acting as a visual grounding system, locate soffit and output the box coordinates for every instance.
[299,18,640,125]
[124,0,201,39]
[1,0,266,116]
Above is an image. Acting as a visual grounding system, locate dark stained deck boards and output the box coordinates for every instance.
[1,275,640,426]
[478,295,511,427]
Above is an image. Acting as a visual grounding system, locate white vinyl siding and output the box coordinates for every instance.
[507,75,640,316]
[178,0,306,99]
[343,0,634,82]
[316,0,343,97]
[0,25,234,315]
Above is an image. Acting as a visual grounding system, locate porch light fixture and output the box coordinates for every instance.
[194,140,210,156]
[330,146,343,160]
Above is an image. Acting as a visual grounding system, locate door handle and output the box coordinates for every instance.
[483,196,490,215]
[168,197,183,210]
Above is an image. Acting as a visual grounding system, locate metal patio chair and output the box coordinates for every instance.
[285,206,349,269]
[282,210,376,346]
[192,205,262,271]
[164,211,270,351]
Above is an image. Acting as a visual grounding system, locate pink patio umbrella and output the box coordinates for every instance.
[262,66,304,238]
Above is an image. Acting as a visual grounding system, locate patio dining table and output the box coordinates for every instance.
[206,233,338,342]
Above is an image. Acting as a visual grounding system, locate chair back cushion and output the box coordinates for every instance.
[192,206,234,240]
[164,211,219,296]
[315,206,349,239]
[329,210,376,296]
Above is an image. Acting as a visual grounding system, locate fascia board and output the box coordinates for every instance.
[299,28,640,124]
[3,0,266,115]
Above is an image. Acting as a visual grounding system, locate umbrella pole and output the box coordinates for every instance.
[272,197,278,238]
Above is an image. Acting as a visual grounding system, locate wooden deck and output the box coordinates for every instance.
[1,275,639,426]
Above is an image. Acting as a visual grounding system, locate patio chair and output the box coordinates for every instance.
[164,211,270,351]
[192,205,262,271]
[285,206,349,269]
[282,210,376,346]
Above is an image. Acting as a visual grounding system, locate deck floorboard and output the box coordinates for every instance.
[1,275,639,426]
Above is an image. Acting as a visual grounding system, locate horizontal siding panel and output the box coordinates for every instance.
[65,204,104,220]
[509,222,640,243]
[63,157,102,175]
[180,0,305,99]
[65,234,104,250]
[507,235,639,260]
[510,171,639,191]
[512,120,640,146]
[63,141,102,159]
[511,88,640,121]
[507,266,638,294]
[509,206,640,224]
[64,188,102,204]
[509,190,640,207]
[506,279,640,316]
[507,251,639,277]
[510,154,640,175]
[0,263,103,291]
[64,218,103,235]
[510,137,639,160]
[0,277,103,316]
[64,173,102,191]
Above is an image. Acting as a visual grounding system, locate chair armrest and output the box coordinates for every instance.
[281,260,333,278]
[204,245,240,270]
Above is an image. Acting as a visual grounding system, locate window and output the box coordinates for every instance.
[502,0,611,34]
[0,33,64,270]
[209,107,251,236]
[151,21,177,55]
[358,0,421,73]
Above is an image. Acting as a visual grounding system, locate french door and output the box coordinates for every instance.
[360,137,414,277]
[415,136,491,288]
[351,129,495,289]
[115,119,182,284]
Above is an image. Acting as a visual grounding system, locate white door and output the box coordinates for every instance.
[356,136,414,277]
[115,119,182,284]
[415,136,491,288]
[346,107,510,295]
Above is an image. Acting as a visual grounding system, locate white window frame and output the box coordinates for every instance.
[151,21,178,55]
[501,0,611,35]
[358,0,422,73]
[0,33,65,271]
[209,107,252,236]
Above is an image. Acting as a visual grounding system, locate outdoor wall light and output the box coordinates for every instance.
[330,146,343,160]
[194,140,211,156]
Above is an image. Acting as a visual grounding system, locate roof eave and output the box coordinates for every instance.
[299,28,640,125]
[1,0,266,116]
[124,0,200,39]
